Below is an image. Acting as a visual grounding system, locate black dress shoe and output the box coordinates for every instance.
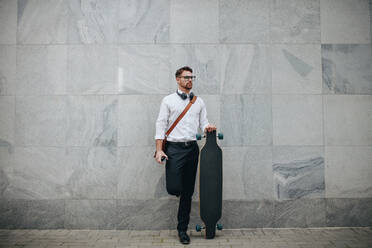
[178,231,190,245]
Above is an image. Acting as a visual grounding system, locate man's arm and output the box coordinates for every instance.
[155,139,168,164]
[154,98,169,164]
[199,99,216,133]
[156,139,163,152]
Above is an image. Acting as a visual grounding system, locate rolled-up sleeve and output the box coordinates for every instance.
[155,98,169,140]
[199,99,209,132]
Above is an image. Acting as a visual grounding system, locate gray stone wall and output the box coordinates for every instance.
[0,0,371,229]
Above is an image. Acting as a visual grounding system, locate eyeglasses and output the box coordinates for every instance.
[179,76,196,80]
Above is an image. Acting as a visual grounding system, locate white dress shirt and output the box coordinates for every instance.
[155,90,209,142]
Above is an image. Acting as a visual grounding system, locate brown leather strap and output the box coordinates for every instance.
[165,96,197,137]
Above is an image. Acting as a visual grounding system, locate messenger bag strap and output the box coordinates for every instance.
[165,95,197,138]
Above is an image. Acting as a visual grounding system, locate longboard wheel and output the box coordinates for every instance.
[196,133,202,140]
[217,132,223,140]
[195,224,202,232]
[217,223,223,230]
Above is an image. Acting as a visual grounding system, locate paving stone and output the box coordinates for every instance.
[0,228,371,247]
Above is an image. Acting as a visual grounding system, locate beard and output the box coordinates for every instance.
[185,82,192,89]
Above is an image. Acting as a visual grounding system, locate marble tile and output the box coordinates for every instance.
[270,0,320,43]
[3,147,73,199]
[65,199,117,229]
[67,45,117,94]
[26,200,65,228]
[325,146,372,198]
[118,95,163,147]
[221,200,275,228]
[153,172,168,200]
[15,96,66,146]
[117,146,166,199]
[219,0,270,43]
[66,147,118,199]
[118,45,172,94]
[170,0,218,43]
[326,198,372,227]
[66,95,117,146]
[321,0,371,44]
[273,95,323,145]
[220,45,271,94]
[0,45,16,95]
[0,0,17,44]
[17,0,69,44]
[0,147,14,198]
[171,45,220,94]
[223,147,274,200]
[221,94,272,146]
[68,0,118,44]
[0,199,28,229]
[16,45,67,95]
[324,95,372,145]
[272,44,322,94]
[117,199,178,230]
[118,0,169,43]
[322,44,372,94]
[370,0,372,42]
[273,146,325,200]
[1,0,371,231]
[274,198,326,227]
[0,96,15,147]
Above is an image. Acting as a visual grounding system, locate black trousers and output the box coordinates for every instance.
[165,141,199,232]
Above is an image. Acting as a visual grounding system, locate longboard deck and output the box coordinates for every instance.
[198,130,223,239]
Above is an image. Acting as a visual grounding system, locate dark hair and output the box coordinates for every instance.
[175,66,193,78]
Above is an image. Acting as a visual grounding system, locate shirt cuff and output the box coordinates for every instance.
[155,134,165,140]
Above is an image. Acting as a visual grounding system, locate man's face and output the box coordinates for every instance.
[176,70,194,90]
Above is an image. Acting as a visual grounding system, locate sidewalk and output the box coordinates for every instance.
[0,227,371,248]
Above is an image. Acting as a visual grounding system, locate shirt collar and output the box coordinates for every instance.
[177,89,191,97]
[177,89,189,96]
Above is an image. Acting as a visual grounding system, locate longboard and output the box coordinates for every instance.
[196,130,223,239]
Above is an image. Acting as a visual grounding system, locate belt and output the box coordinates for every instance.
[167,140,197,147]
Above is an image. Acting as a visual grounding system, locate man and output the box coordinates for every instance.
[154,66,216,245]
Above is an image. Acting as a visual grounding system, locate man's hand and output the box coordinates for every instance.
[204,124,217,133]
[155,150,168,164]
